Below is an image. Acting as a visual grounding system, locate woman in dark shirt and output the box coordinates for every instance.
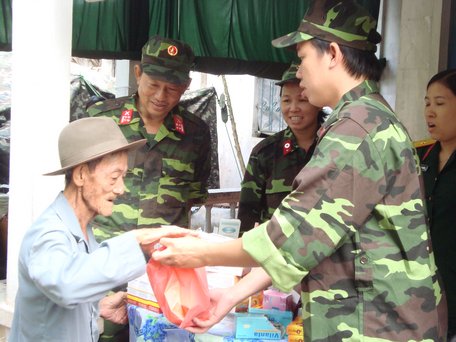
[418,69,456,341]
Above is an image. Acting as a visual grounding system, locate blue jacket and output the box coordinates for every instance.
[9,192,146,341]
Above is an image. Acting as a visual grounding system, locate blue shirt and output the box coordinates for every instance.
[9,192,147,342]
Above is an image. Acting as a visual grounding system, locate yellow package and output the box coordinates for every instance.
[286,315,303,336]
[249,291,263,308]
[287,334,304,342]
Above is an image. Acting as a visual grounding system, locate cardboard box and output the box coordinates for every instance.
[235,313,284,340]
[248,307,292,331]
[127,273,161,313]
[127,293,161,313]
[262,289,294,311]
[234,290,263,313]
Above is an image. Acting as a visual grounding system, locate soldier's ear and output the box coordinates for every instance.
[134,65,142,84]
[327,42,343,69]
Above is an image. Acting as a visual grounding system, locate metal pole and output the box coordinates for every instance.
[221,75,246,174]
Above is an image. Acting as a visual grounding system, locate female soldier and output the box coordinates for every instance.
[237,62,326,232]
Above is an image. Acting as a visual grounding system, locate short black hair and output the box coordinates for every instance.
[427,69,456,95]
[310,39,385,82]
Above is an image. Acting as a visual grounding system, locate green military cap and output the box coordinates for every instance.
[141,35,195,85]
[272,0,382,52]
[275,62,300,86]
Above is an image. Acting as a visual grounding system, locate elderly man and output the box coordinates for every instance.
[9,117,195,342]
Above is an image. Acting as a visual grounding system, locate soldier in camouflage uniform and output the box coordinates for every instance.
[152,1,448,340]
[87,36,211,342]
[238,62,325,233]
[87,35,211,241]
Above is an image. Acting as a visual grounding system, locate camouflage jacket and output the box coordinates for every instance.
[238,127,316,233]
[87,94,211,240]
[243,81,447,341]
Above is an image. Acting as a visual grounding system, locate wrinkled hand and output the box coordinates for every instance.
[99,291,128,324]
[135,226,199,256]
[185,287,236,334]
[151,235,209,268]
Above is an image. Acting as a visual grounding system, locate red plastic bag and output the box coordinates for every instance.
[146,258,211,328]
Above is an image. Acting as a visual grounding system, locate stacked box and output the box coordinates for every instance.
[127,273,161,313]
[262,289,294,312]
[235,313,283,340]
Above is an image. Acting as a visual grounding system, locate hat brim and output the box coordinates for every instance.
[142,64,191,86]
[272,31,314,48]
[43,139,147,176]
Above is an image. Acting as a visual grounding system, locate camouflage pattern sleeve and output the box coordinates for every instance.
[187,113,211,205]
[238,128,314,233]
[243,80,447,341]
[238,144,267,232]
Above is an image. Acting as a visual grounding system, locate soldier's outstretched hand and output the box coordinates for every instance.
[134,226,199,256]
[151,234,210,268]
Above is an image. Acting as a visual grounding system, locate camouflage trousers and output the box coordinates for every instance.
[99,320,129,342]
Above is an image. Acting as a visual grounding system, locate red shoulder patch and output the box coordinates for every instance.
[173,115,185,134]
[119,109,133,125]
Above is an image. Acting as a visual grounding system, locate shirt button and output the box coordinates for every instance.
[428,196,432,201]
[360,256,368,264]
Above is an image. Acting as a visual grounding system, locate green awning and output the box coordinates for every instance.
[1,0,380,79]
[0,0,12,51]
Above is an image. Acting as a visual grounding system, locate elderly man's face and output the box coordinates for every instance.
[81,151,128,218]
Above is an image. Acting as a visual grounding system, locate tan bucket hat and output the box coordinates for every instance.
[44,117,146,176]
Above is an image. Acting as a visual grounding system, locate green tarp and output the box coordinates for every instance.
[1,0,380,79]
[0,0,11,51]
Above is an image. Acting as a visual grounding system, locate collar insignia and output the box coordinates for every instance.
[173,115,185,134]
[119,109,133,125]
[283,139,293,156]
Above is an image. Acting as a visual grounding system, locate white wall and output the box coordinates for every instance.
[393,0,443,140]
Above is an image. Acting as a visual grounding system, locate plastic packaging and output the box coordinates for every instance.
[147,259,211,328]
